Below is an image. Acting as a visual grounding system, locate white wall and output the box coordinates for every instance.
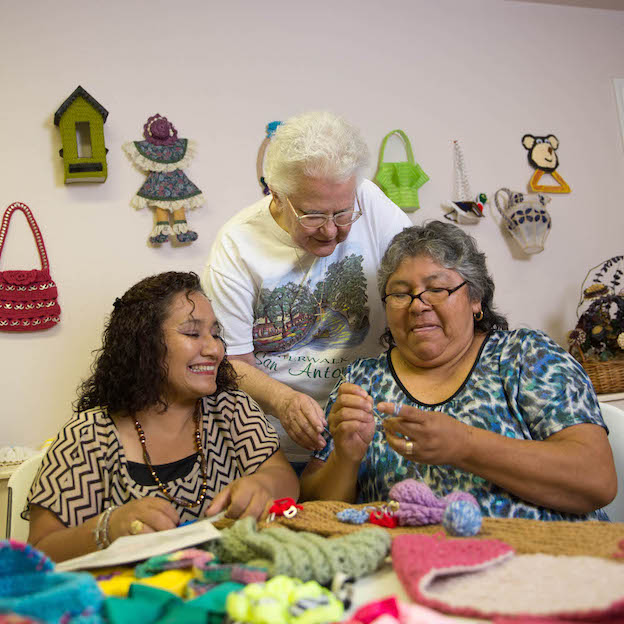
[1,0,623,446]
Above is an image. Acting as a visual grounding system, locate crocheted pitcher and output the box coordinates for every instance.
[495,188,552,255]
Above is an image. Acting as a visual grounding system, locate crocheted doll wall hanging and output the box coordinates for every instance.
[521,133,571,193]
[123,114,204,245]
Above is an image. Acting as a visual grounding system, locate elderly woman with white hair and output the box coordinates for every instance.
[203,111,411,473]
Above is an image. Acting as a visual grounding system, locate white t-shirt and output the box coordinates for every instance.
[203,180,412,462]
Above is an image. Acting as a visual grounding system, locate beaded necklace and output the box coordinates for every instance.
[133,406,209,508]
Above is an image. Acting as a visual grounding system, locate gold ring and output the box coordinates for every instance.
[129,519,144,535]
[405,440,414,455]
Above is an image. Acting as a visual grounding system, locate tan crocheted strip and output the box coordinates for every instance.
[250,501,624,561]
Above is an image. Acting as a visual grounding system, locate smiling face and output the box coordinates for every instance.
[385,255,481,369]
[272,175,357,257]
[161,291,225,406]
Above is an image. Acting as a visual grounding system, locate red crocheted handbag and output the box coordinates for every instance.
[0,202,60,332]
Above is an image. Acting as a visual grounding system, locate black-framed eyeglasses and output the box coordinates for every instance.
[382,281,468,309]
[284,194,362,229]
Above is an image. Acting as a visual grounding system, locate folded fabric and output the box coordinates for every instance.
[102,581,242,624]
[0,540,104,623]
[392,533,624,621]
[134,548,214,578]
[212,516,391,584]
[0,614,44,623]
[95,568,193,598]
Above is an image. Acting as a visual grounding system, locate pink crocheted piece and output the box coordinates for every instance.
[345,596,460,623]
[391,534,624,622]
[388,479,478,526]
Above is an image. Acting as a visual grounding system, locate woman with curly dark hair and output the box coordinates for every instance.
[25,272,298,562]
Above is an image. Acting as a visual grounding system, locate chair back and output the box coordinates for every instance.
[6,451,44,541]
[600,402,624,522]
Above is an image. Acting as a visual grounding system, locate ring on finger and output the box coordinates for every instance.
[129,519,144,535]
[405,440,414,456]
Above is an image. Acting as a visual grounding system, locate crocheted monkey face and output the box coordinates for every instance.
[522,134,560,172]
[162,292,225,403]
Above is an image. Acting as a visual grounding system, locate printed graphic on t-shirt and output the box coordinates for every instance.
[252,253,369,353]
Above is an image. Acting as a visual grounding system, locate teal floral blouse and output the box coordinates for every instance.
[314,329,609,521]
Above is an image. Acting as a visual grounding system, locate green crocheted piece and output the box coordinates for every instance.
[211,517,391,585]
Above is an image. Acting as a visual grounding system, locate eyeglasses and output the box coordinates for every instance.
[382,281,468,309]
[284,194,362,229]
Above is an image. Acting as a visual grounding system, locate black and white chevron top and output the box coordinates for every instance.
[25,390,279,526]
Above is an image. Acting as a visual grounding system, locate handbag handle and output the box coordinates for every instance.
[377,129,416,168]
[0,202,50,271]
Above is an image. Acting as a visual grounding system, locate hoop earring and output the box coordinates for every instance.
[474,310,484,322]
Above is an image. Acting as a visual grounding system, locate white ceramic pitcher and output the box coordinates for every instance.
[495,188,552,255]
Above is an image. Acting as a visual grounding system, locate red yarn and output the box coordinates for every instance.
[368,509,398,528]
[268,498,303,517]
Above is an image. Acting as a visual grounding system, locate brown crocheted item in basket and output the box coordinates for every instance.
[259,501,624,561]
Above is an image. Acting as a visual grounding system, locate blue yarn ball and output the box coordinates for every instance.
[336,508,368,524]
[442,500,482,537]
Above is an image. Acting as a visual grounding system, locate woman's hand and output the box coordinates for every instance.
[329,383,375,464]
[379,402,470,466]
[204,475,275,520]
[277,390,327,451]
[108,496,180,540]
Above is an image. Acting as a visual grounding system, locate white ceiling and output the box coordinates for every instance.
[509,0,624,9]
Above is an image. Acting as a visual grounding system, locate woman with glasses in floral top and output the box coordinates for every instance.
[203,111,411,475]
[301,221,616,521]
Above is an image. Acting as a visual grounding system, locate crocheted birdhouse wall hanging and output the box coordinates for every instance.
[441,140,486,225]
[123,114,204,246]
[54,85,109,183]
[521,133,571,193]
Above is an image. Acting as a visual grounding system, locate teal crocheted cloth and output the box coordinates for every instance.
[211,517,391,584]
[103,581,242,624]
[0,540,104,623]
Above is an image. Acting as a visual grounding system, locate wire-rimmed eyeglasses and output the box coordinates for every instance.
[382,281,468,309]
[284,194,362,229]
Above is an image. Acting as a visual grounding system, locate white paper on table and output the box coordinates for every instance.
[56,512,224,572]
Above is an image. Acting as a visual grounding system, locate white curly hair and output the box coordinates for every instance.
[264,111,370,197]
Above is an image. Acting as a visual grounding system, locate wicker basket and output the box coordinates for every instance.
[579,355,624,395]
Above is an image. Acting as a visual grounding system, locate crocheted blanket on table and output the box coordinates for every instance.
[214,501,624,561]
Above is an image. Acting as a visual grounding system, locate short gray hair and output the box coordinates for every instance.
[378,221,508,344]
[264,111,369,197]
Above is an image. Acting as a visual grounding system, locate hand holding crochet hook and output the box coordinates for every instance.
[379,402,471,466]
[327,382,376,464]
